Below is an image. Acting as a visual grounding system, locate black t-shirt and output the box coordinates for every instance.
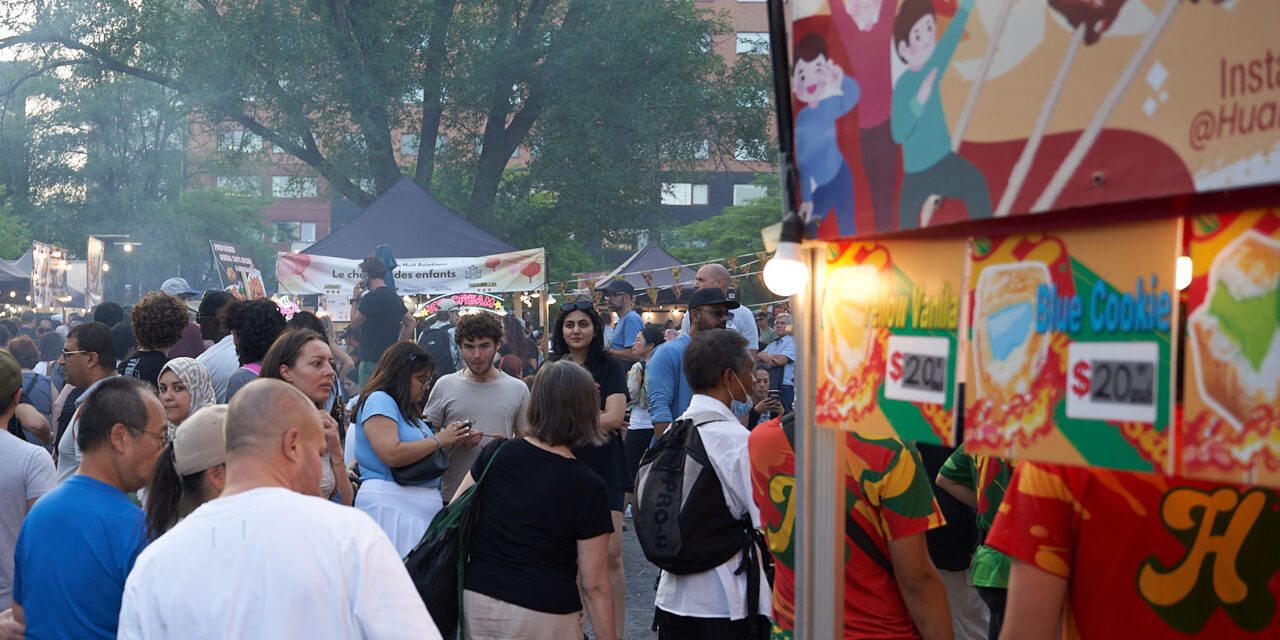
[118,350,169,388]
[571,354,631,494]
[357,285,408,362]
[55,387,84,448]
[464,439,613,614]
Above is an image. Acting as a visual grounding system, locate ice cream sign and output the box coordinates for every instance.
[816,239,964,446]
[964,219,1181,474]
[1180,210,1280,488]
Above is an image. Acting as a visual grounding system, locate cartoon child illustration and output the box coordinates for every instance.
[793,33,860,237]
[830,0,899,233]
[890,0,992,230]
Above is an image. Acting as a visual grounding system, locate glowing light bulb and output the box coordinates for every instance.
[122,243,133,253]
[763,243,808,297]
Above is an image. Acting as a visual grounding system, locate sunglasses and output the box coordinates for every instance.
[559,300,594,312]
[693,307,728,319]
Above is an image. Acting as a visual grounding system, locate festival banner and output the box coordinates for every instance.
[209,241,260,299]
[30,242,70,309]
[788,0,1280,239]
[419,293,507,316]
[85,237,105,309]
[1180,210,1280,487]
[816,238,964,445]
[276,248,546,296]
[962,219,1180,473]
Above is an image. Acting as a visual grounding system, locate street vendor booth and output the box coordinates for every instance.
[277,177,546,318]
[766,0,1280,637]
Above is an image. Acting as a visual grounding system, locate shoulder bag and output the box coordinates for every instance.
[390,420,450,485]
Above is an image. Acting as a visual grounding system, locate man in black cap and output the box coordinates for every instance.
[603,280,645,362]
[645,287,736,439]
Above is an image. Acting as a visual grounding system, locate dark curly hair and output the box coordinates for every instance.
[130,292,190,350]
[454,312,503,346]
[225,299,286,365]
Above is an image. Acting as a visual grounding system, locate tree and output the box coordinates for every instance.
[1,0,772,247]
[0,188,31,260]
[670,173,779,264]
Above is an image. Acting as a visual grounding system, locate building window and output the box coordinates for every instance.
[216,176,261,195]
[734,139,770,162]
[273,222,300,242]
[733,183,769,206]
[218,130,262,152]
[694,139,710,159]
[272,176,318,198]
[299,222,317,243]
[661,183,709,206]
[401,133,420,156]
[735,32,770,55]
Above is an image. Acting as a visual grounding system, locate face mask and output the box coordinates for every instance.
[729,369,751,404]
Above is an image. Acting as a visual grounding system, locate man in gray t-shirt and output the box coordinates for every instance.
[1,350,57,608]
[424,313,529,502]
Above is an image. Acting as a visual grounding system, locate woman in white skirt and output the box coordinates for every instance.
[350,341,472,556]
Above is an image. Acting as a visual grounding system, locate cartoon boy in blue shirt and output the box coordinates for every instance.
[793,33,860,236]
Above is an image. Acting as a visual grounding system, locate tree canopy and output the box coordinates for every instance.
[0,0,773,269]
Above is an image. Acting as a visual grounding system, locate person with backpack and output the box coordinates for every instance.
[417,299,460,381]
[636,328,772,639]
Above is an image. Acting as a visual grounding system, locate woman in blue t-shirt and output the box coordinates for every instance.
[350,341,472,556]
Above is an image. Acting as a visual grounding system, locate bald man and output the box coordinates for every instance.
[681,264,759,357]
[119,379,441,640]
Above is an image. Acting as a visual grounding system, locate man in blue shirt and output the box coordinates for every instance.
[647,287,734,438]
[10,376,166,640]
[604,279,645,363]
[757,312,798,413]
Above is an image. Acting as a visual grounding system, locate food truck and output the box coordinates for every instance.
[768,0,1280,635]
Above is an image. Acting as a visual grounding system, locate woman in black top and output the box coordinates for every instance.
[550,298,628,637]
[456,361,615,640]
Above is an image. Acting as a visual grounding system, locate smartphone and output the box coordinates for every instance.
[460,419,475,432]
[767,390,780,400]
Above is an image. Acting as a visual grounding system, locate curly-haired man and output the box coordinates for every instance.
[119,292,189,387]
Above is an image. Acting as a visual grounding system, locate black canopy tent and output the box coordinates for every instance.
[594,244,697,306]
[302,177,516,259]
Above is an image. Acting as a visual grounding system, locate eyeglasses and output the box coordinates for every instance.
[559,300,594,312]
[129,426,171,447]
[60,349,89,358]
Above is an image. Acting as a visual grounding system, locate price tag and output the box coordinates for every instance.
[1066,342,1159,423]
[885,335,951,405]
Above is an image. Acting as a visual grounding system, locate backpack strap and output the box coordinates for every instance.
[779,413,894,576]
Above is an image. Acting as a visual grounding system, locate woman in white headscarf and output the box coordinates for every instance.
[157,358,217,435]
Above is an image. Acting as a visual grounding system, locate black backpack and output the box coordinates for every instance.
[634,411,771,635]
[417,326,456,378]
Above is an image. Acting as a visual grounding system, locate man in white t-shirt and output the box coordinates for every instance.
[425,312,529,502]
[679,264,758,358]
[652,329,771,637]
[118,379,440,640]
[0,351,56,611]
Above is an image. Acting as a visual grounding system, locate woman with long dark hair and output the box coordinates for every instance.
[260,329,354,506]
[498,313,537,376]
[550,297,628,635]
[144,405,228,540]
[350,340,473,556]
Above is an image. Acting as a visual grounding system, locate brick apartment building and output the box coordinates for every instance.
[189,0,782,255]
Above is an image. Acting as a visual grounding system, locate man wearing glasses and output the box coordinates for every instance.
[54,322,121,483]
[647,288,735,439]
[8,377,165,640]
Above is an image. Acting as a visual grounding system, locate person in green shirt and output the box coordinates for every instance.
[890,0,992,229]
[937,444,1014,640]
[755,311,777,347]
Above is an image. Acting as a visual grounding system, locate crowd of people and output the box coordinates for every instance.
[4,252,1252,640]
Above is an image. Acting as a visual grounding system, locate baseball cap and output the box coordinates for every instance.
[161,277,201,297]
[0,350,21,399]
[436,299,459,312]
[174,405,228,475]
[601,280,635,296]
[686,287,740,310]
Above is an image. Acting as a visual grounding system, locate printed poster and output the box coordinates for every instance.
[209,241,260,299]
[963,219,1180,473]
[85,237,104,309]
[1180,210,1280,488]
[318,294,351,323]
[816,238,964,445]
[788,0,1280,239]
[30,242,69,309]
[276,248,546,296]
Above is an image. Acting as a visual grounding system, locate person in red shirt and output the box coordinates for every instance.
[748,415,954,639]
[988,462,1280,639]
